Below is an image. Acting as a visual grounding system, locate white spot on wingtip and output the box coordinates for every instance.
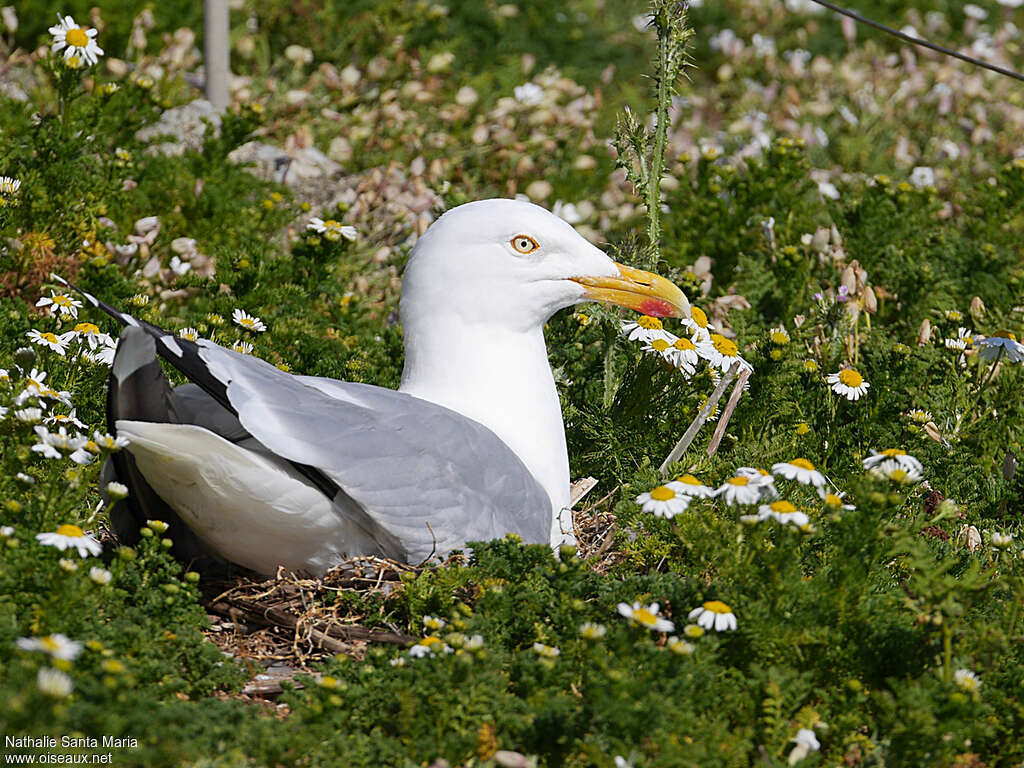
[160,335,183,357]
[123,315,139,327]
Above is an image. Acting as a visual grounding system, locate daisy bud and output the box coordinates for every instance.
[924,422,943,443]
[970,295,986,321]
[863,285,878,314]
[918,318,932,346]
[105,481,129,501]
[841,264,857,294]
[810,227,830,253]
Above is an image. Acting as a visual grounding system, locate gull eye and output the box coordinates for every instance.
[510,234,540,254]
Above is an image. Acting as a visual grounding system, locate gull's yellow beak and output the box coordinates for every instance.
[570,262,691,318]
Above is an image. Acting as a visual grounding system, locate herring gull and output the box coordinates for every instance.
[56,199,690,575]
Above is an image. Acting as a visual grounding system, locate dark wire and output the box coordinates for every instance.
[807,0,1024,83]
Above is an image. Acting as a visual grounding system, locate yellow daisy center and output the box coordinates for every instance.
[65,28,90,48]
[790,458,815,470]
[650,486,675,501]
[633,608,657,626]
[711,335,738,356]
[40,332,59,344]
[690,306,708,328]
[55,524,84,537]
[52,414,68,421]
[769,500,797,513]
[838,369,864,387]
[650,339,670,352]
[41,637,60,651]
[638,316,663,330]
[824,494,842,508]
[52,295,72,307]
[703,600,731,614]
[728,477,750,486]
[881,449,906,457]
[241,319,257,328]
[676,474,701,485]
[673,338,695,351]
[770,330,789,345]
[890,469,909,482]
[74,323,99,334]
[420,636,443,648]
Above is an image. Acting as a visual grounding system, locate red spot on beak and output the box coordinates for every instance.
[639,299,675,317]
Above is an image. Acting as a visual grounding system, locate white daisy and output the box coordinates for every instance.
[771,458,826,487]
[698,333,752,374]
[48,13,104,66]
[232,308,267,333]
[532,642,561,658]
[26,329,76,355]
[14,407,43,423]
[827,368,870,400]
[44,408,87,430]
[93,431,129,452]
[231,340,254,355]
[716,475,764,505]
[819,489,856,511]
[36,291,82,319]
[17,633,82,661]
[422,615,446,631]
[735,467,779,500]
[83,336,117,367]
[906,409,932,424]
[621,315,672,344]
[990,532,1013,549]
[37,668,73,698]
[953,668,981,693]
[681,305,714,342]
[862,449,923,475]
[687,600,737,632]
[666,636,695,656]
[89,567,113,585]
[976,332,1024,363]
[768,326,790,345]
[868,459,922,484]
[641,334,675,360]
[31,425,87,458]
[408,636,452,658]
[35,524,102,557]
[666,474,716,499]
[944,327,974,351]
[617,601,675,633]
[0,526,14,537]
[0,175,21,197]
[105,482,129,501]
[634,484,689,518]
[757,500,810,527]
[179,327,200,341]
[307,217,357,242]
[665,336,699,375]
[579,622,606,639]
[71,322,110,350]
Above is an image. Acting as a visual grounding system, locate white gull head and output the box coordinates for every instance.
[399,198,690,547]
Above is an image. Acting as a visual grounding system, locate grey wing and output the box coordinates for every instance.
[196,341,552,562]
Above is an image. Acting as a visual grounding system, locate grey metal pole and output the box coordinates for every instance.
[203,0,229,112]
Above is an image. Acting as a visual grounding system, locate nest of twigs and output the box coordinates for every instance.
[200,482,621,699]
